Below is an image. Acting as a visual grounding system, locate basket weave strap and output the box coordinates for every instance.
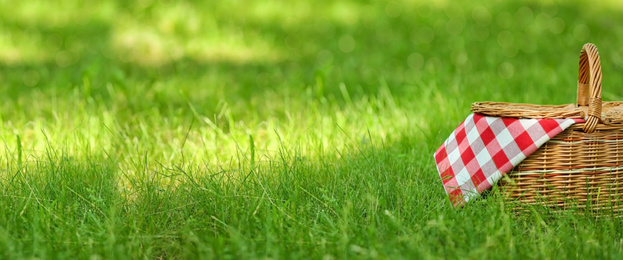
[578,43,602,133]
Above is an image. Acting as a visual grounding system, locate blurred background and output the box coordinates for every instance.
[1,0,622,160]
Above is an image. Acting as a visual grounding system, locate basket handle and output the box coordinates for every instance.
[577,43,602,133]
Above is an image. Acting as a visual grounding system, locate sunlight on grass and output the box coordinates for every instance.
[0,0,113,26]
[111,2,282,65]
[0,0,113,64]
[248,1,362,26]
[0,30,50,64]
[0,83,425,175]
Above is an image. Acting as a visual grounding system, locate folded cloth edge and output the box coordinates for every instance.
[433,113,585,207]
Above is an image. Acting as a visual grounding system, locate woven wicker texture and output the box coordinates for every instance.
[472,101,623,124]
[476,43,623,214]
[499,123,623,214]
[472,43,623,126]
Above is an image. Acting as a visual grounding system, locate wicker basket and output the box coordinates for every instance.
[473,43,623,215]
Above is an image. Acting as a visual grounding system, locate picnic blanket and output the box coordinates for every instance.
[433,113,585,206]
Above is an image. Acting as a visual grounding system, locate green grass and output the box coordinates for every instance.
[2,0,623,258]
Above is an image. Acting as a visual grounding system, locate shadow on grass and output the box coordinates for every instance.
[2,134,623,258]
[0,152,121,258]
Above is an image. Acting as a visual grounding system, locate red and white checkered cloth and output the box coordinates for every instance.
[434,113,584,207]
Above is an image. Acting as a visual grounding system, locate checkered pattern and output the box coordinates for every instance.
[434,113,584,207]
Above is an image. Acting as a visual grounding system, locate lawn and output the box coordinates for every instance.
[2,0,623,259]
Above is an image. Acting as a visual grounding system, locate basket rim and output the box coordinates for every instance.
[472,101,623,124]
